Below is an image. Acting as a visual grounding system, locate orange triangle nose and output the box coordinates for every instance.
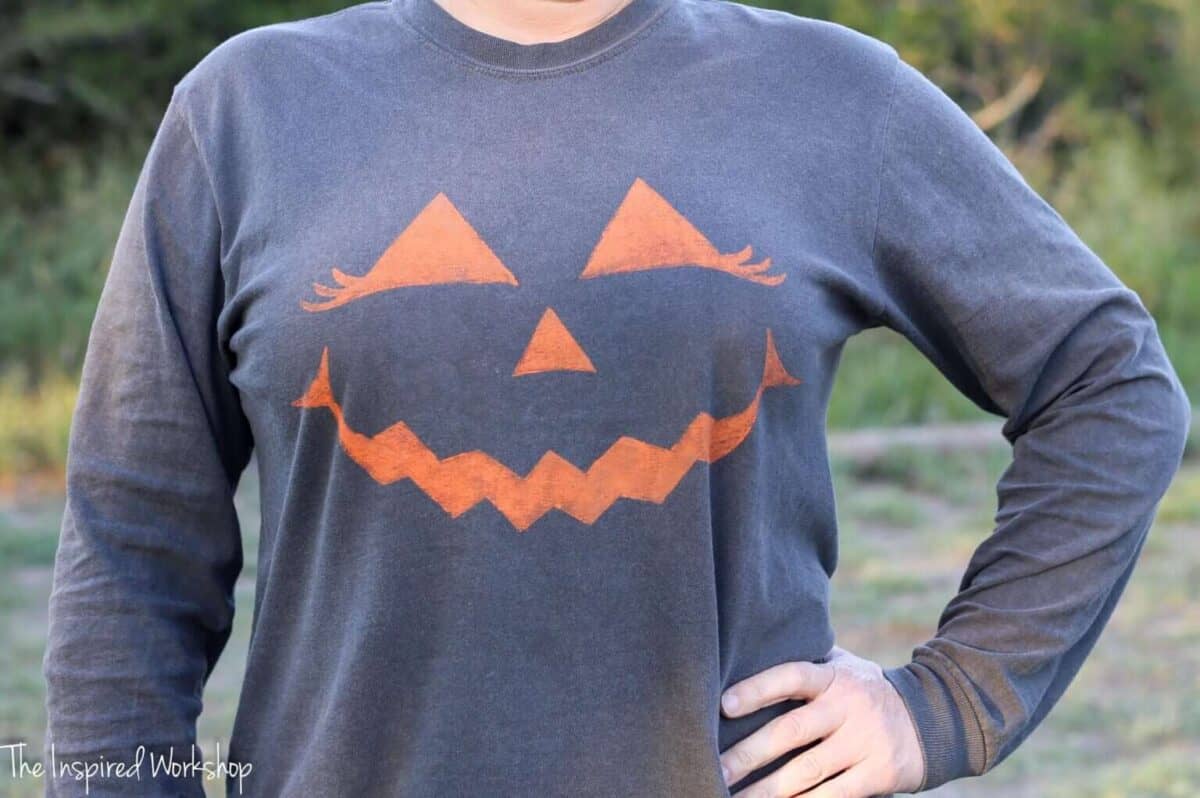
[513,308,597,377]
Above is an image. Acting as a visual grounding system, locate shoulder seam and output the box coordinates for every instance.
[176,0,391,90]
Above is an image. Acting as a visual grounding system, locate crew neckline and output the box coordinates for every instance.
[392,0,677,75]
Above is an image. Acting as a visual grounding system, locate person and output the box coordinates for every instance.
[41,0,1192,795]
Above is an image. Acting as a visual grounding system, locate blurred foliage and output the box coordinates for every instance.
[1,0,344,205]
[1,0,1197,473]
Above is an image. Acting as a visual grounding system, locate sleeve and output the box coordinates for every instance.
[41,83,254,797]
[865,57,1193,792]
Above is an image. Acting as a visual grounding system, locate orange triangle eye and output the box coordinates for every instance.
[513,308,596,377]
[302,192,517,311]
[580,177,785,286]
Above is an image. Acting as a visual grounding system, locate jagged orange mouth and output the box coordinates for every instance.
[292,329,801,531]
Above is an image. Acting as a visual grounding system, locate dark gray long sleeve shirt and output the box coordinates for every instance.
[42,0,1193,794]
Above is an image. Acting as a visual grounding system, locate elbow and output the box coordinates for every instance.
[1141,364,1192,495]
[1097,317,1192,501]
[1120,305,1192,486]
[1167,377,1193,466]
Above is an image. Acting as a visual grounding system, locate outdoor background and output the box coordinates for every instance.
[1,1,1197,796]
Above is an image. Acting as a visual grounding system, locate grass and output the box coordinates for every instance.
[1,431,1197,796]
[829,443,1200,797]
[0,372,76,485]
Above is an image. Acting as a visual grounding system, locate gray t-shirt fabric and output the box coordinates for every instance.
[41,0,1192,795]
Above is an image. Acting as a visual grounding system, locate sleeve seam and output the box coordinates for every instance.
[866,50,903,320]
[169,85,225,260]
[159,86,251,487]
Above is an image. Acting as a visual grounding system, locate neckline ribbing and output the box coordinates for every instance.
[392,0,676,75]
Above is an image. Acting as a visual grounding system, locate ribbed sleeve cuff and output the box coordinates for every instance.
[882,659,989,792]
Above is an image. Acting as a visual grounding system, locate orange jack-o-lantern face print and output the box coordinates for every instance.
[292,176,801,531]
[579,177,785,286]
[300,191,519,312]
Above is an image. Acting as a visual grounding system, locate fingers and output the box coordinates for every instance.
[722,660,836,717]
[731,726,868,798]
[719,648,917,797]
[787,761,876,798]
[720,699,845,788]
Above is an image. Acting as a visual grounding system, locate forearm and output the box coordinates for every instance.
[882,287,1191,790]
[866,53,1193,791]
